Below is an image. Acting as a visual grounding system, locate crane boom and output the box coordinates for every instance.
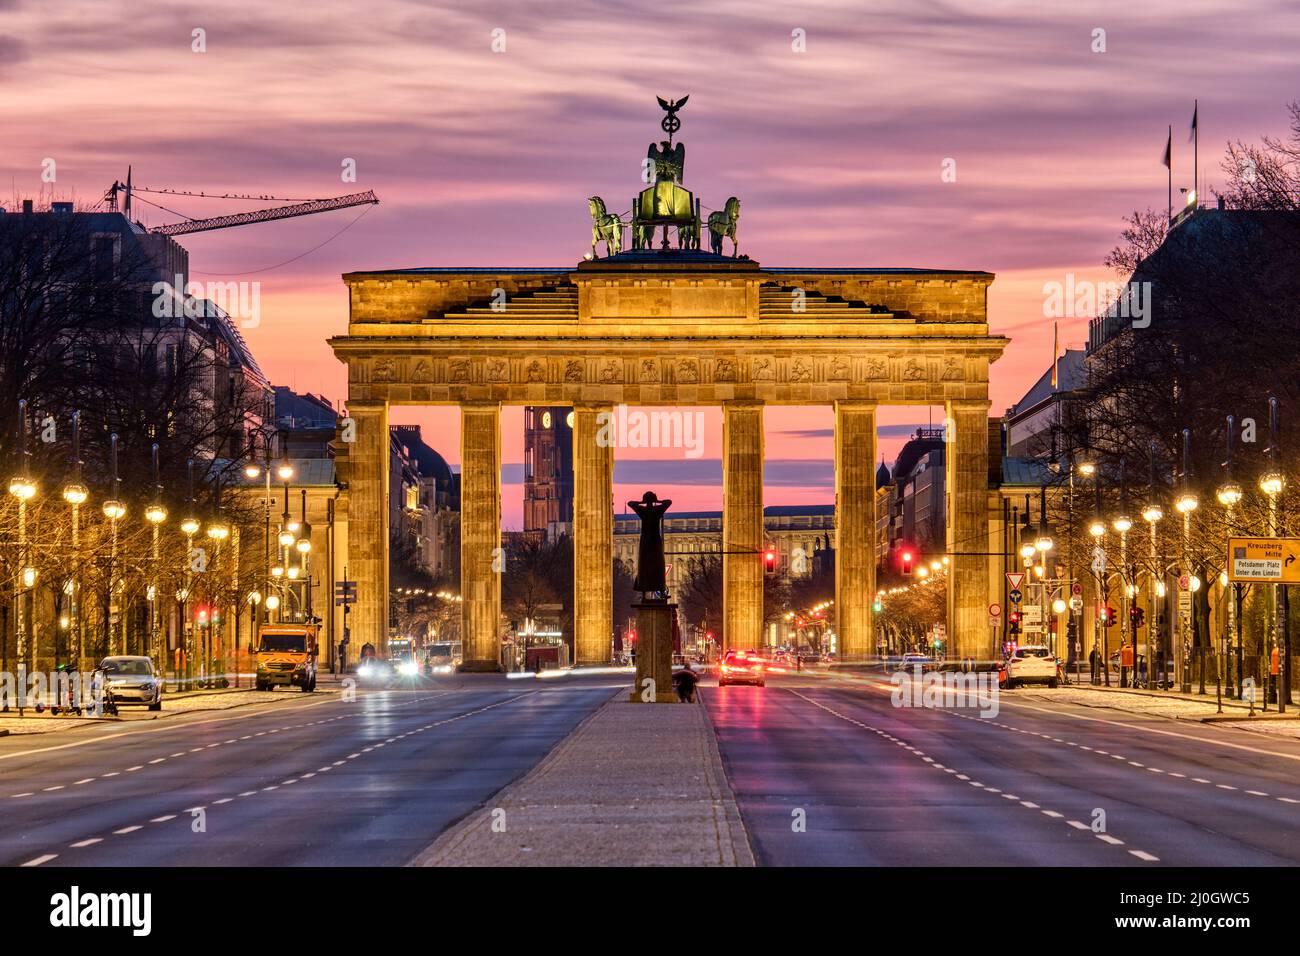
[148,190,379,236]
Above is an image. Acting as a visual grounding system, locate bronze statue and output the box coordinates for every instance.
[708,197,740,256]
[647,140,685,184]
[628,491,672,597]
[588,196,623,258]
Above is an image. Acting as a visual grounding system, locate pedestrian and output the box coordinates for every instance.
[1089,646,1100,684]
[672,662,699,703]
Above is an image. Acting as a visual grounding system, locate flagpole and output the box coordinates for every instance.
[1167,124,1173,223]
[1193,99,1199,207]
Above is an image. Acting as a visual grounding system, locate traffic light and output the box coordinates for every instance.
[1008,609,1021,635]
[1130,606,1145,628]
[1100,606,1117,627]
[763,549,778,575]
[901,550,914,575]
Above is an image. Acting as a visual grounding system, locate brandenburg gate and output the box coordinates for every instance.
[328,99,1007,668]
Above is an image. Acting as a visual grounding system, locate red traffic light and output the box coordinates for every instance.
[763,549,778,574]
[901,550,914,574]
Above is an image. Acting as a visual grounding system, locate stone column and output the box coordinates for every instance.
[460,403,502,671]
[723,402,764,653]
[946,400,992,660]
[834,401,877,662]
[573,404,614,666]
[344,400,389,660]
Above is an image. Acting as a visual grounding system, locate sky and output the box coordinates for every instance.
[4,0,1298,526]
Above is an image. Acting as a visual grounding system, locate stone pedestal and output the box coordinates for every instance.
[630,600,678,703]
[341,401,389,657]
[723,403,764,653]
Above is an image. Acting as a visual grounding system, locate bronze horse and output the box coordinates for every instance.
[588,196,623,258]
[708,197,740,256]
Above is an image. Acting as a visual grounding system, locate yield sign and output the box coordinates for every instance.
[1006,572,1025,591]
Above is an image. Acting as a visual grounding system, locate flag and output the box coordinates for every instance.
[1161,129,1171,168]
[1189,102,1198,140]
[1050,320,1059,390]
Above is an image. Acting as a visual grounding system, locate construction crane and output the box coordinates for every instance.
[105,168,379,236]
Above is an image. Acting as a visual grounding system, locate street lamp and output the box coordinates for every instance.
[1143,442,1164,690]
[1262,397,1286,710]
[1219,415,1244,698]
[145,444,167,667]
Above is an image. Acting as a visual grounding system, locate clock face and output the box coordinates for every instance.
[541,411,552,429]
[565,411,574,429]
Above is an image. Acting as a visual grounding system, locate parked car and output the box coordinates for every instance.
[97,656,163,710]
[1000,645,1060,689]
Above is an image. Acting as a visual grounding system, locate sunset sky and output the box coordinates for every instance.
[4,0,1297,526]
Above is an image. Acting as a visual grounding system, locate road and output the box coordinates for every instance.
[0,675,617,866]
[706,672,1300,866]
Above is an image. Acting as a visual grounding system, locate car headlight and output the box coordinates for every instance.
[398,661,418,676]
[358,664,375,677]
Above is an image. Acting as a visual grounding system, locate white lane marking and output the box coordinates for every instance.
[69,838,102,848]
[73,778,94,785]
[1130,850,1160,861]
[1096,834,1125,845]
[114,826,142,834]
[1067,820,1090,830]
[10,792,33,798]
[22,854,57,866]
[150,815,175,823]
[42,785,64,792]
[124,765,143,772]
[213,798,233,805]
[148,758,166,764]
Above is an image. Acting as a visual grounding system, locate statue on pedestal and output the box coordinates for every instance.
[628,491,672,598]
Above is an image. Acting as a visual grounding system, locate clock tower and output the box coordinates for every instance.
[523,406,574,540]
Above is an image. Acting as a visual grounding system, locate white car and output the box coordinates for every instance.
[1001,645,1060,689]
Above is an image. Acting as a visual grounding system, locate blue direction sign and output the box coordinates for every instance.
[1009,588,1023,604]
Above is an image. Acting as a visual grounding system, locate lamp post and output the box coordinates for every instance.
[8,400,38,688]
[205,477,230,686]
[62,412,89,672]
[1034,483,1056,659]
[180,458,200,688]
[1174,429,1199,695]
[144,444,167,668]
[1113,459,1133,687]
[1142,442,1164,691]
[102,434,126,657]
[1217,414,1243,698]
[1260,397,1286,712]
[297,487,313,622]
[1088,469,1108,686]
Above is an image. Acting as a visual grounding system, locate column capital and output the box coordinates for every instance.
[722,399,765,410]
[833,399,879,410]
[946,398,992,413]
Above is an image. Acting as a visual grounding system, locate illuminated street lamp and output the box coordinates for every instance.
[1219,415,1244,698]
[62,411,89,668]
[1261,398,1286,710]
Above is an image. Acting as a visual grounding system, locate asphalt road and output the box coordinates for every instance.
[0,675,617,866]
[706,673,1300,866]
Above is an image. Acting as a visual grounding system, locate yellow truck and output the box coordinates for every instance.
[254,623,319,692]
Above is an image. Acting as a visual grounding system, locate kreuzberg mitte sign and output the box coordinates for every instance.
[1227,536,1300,583]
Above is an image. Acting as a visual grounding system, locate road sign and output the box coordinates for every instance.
[988,617,999,628]
[1178,573,1190,590]
[1009,589,1023,604]
[1071,581,1083,596]
[1069,596,1083,612]
[1227,537,1300,583]
[1091,546,1106,574]
[1006,572,1025,591]
[988,603,1002,618]
[334,579,358,606]
[1022,605,1042,624]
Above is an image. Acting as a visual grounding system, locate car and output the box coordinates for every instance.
[896,654,934,672]
[718,650,766,687]
[1000,645,1060,689]
[356,657,395,684]
[97,656,163,710]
